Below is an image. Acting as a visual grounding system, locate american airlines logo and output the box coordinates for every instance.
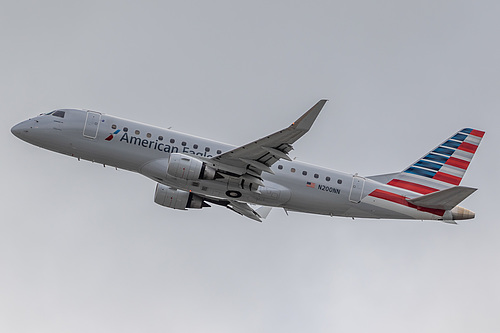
[105,129,121,141]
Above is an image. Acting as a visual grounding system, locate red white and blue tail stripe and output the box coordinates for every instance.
[387,128,485,194]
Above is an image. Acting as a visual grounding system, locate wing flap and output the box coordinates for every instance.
[406,186,477,210]
[261,146,292,161]
[239,158,275,174]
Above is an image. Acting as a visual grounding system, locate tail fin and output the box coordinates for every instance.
[380,128,485,194]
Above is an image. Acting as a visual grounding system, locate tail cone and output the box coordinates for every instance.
[451,206,475,220]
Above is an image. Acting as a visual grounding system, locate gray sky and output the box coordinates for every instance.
[1,1,499,332]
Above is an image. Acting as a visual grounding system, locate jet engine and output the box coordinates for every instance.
[166,153,216,180]
[154,183,208,210]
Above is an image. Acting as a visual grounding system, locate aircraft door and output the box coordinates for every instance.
[83,111,101,139]
[349,175,365,203]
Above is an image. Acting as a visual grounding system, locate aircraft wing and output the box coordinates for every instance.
[226,201,267,222]
[210,100,327,177]
[200,195,272,222]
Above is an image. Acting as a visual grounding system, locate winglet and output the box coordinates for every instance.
[256,206,272,219]
[291,99,328,131]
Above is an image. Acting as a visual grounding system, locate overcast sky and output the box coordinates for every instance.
[1,1,499,332]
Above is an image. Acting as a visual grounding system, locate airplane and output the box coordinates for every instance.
[11,100,484,223]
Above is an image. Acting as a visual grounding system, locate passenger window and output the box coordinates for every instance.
[135,130,140,135]
[314,173,319,178]
[217,150,222,154]
[111,124,117,129]
[326,176,331,182]
[302,171,307,176]
[146,133,152,138]
[52,110,65,118]
[278,165,283,170]
[123,127,128,132]
[158,136,163,141]
[337,179,342,184]
[193,144,198,149]
[291,168,296,173]
[205,147,210,152]
[170,139,175,143]
[182,141,187,146]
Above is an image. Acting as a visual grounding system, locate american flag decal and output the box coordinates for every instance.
[306,182,316,188]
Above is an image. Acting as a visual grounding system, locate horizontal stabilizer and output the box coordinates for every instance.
[407,186,477,210]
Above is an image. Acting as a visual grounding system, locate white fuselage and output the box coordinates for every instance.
[11,109,461,221]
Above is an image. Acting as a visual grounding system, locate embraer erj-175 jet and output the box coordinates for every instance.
[11,100,484,223]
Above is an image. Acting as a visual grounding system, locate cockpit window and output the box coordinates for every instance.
[45,110,65,118]
[52,110,65,118]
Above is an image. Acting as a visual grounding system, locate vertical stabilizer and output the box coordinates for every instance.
[386,128,485,194]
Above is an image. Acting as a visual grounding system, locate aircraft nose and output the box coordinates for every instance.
[11,120,30,139]
[11,123,23,138]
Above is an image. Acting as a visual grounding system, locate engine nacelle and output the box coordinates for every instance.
[166,153,216,180]
[154,184,206,210]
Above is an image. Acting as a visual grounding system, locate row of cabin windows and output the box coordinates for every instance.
[111,124,222,154]
[109,123,339,182]
[277,165,342,184]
